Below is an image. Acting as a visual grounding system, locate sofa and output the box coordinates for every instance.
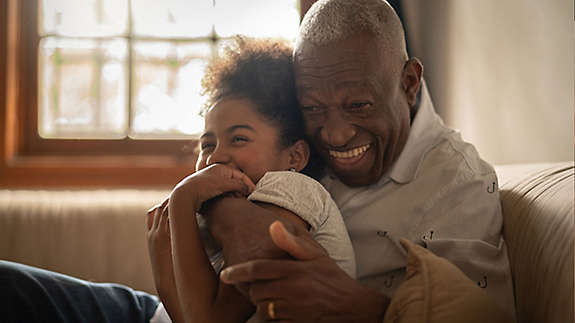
[0,162,573,322]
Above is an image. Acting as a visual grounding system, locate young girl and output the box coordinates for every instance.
[147,37,355,323]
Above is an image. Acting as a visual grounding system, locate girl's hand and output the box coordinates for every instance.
[170,163,256,211]
[147,198,185,323]
[147,198,173,295]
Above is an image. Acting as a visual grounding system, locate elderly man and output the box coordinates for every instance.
[212,0,515,321]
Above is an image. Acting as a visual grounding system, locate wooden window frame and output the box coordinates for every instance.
[0,0,197,188]
[0,0,316,188]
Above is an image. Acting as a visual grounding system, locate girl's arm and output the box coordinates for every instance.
[168,164,309,323]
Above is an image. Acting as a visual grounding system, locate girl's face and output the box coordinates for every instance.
[196,97,293,183]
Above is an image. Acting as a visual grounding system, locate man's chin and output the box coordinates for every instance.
[333,169,381,187]
[327,150,382,187]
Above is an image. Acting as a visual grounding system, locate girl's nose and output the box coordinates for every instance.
[206,145,231,166]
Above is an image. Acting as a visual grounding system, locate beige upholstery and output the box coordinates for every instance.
[0,189,167,294]
[496,162,574,323]
[0,162,573,321]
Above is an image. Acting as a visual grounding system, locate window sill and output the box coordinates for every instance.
[0,155,196,188]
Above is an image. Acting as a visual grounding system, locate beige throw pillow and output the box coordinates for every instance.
[383,239,513,323]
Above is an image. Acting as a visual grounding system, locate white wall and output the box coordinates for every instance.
[404,0,574,165]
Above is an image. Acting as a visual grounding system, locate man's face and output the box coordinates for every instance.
[295,33,412,187]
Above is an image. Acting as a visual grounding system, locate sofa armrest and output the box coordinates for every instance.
[496,162,574,323]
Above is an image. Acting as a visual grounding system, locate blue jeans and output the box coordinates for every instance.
[0,261,159,323]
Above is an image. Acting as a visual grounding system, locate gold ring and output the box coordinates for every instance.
[268,301,276,319]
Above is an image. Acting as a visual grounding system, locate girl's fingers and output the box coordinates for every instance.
[229,168,256,193]
[159,197,170,209]
[208,163,255,193]
[147,197,169,214]
[159,204,170,234]
[172,164,255,205]
[146,208,155,230]
[147,197,169,230]
[219,178,255,197]
[152,206,163,230]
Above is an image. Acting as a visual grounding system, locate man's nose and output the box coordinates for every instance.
[320,110,356,148]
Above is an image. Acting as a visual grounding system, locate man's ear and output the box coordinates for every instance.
[401,58,423,107]
[287,140,310,172]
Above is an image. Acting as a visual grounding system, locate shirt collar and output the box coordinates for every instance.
[385,80,449,184]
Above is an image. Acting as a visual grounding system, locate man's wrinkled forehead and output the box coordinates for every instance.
[295,47,370,68]
[294,34,385,78]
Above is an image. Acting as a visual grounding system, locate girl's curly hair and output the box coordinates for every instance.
[201,36,302,148]
[200,36,323,178]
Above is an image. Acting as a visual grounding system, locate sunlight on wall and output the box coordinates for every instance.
[405,0,574,165]
[447,0,574,164]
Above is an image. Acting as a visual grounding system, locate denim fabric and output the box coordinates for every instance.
[0,261,159,323]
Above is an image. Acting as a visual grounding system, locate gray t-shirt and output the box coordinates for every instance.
[201,170,356,278]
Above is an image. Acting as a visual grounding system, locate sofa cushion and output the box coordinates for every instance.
[383,239,512,323]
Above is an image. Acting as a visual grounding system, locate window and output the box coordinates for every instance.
[0,0,302,187]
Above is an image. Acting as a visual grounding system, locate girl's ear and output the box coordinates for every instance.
[287,139,310,172]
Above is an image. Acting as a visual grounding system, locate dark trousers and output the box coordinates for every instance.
[0,260,159,323]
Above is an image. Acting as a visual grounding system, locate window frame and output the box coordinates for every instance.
[1,0,198,188]
[0,0,315,188]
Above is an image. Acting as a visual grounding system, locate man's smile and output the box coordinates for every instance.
[328,143,372,165]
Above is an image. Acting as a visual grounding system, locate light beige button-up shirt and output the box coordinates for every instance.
[321,83,516,318]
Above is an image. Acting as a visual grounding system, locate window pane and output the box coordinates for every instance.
[214,0,299,39]
[37,1,302,141]
[132,0,214,38]
[40,0,128,37]
[132,41,210,138]
[39,37,128,138]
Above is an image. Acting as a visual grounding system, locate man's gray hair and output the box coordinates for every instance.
[296,0,407,57]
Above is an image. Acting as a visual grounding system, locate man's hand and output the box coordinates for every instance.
[220,221,390,322]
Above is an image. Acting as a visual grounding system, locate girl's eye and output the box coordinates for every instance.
[231,136,249,143]
[201,143,215,151]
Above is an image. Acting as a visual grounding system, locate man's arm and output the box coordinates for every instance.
[219,221,390,322]
[203,196,308,266]
[209,199,390,322]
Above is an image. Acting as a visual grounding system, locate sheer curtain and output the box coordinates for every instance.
[401,0,574,165]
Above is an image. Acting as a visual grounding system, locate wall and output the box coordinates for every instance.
[404,0,574,165]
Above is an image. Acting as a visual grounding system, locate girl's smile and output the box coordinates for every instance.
[196,97,294,184]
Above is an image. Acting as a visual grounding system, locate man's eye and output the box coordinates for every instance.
[349,102,372,111]
[302,106,322,113]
